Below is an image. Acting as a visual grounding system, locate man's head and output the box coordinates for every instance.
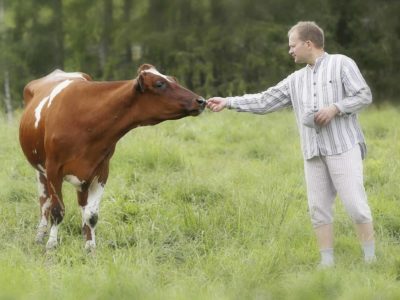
[288,21,325,65]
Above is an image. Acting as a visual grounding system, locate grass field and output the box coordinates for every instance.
[0,105,400,299]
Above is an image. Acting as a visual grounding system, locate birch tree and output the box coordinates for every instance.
[0,0,13,122]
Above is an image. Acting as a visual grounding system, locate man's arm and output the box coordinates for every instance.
[335,56,372,114]
[314,56,371,127]
[207,77,292,113]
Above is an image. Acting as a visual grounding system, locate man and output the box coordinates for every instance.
[207,21,375,267]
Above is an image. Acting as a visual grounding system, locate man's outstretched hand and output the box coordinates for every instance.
[207,97,227,112]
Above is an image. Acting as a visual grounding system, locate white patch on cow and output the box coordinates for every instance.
[83,177,104,224]
[35,71,86,129]
[64,175,85,191]
[37,198,51,235]
[144,68,173,82]
[37,164,47,177]
[46,224,58,250]
[41,199,51,217]
[34,96,49,128]
[33,149,37,155]
[35,171,51,243]
[82,177,105,250]
[36,172,46,198]
[49,70,87,81]
[47,79,73,107]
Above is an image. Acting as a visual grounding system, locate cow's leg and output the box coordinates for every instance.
[78,177,105,251]
[45,166,65,250]
[35,171,51,243]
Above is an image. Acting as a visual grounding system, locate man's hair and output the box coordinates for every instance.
[288,21,324,49]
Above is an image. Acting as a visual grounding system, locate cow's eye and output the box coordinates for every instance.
[155,80,166,89]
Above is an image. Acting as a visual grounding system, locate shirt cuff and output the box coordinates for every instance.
[225,98,234,109]
[333,103,346,116]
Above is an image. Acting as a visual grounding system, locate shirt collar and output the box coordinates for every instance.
[307,52,328,70]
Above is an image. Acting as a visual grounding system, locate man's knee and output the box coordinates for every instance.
[309,205,334,228]
[350,210,373,224]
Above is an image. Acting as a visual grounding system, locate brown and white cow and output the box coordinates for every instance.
[19,64,206,251]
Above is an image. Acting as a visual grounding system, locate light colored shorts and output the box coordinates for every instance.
[304,145,373,228]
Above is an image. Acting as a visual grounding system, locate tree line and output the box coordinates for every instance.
[0,0,399,117]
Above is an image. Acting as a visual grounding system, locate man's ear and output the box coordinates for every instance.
[135,72,145,93]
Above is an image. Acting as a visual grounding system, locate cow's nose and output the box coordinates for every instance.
[196,97,206,106]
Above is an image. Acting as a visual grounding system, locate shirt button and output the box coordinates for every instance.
[313,82,316,85]
[314,93,316,97]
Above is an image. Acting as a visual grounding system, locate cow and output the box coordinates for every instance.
[19,64,206,251]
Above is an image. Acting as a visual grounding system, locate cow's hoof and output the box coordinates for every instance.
[35,226,48,244]
[46,239,58,250]
[35,232,46,244]
[85,240,96,253]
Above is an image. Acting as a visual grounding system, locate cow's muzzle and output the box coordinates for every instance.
[196,97,207,109]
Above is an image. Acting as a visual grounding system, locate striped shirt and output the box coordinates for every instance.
[226,52,372,160]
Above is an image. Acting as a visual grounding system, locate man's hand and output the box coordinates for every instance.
[314,105,340,126]
[207,97,227,112]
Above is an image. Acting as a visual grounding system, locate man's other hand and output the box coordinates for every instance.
[314,105,340,126]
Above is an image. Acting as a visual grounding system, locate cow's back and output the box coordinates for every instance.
[23,70,91,106]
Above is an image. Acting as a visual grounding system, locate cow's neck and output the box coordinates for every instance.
[90,80,162,145]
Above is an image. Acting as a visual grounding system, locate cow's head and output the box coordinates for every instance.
[134,64,206,121]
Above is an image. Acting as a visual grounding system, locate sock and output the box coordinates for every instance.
[362,241,376,262]
[320,248,334,266]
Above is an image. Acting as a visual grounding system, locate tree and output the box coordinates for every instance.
[0,0,398,111]
[0,0,13,121]
[52,0,65,69]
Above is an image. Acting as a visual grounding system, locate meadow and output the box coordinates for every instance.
[0,105,399,300]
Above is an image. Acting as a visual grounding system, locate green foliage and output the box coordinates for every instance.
[1,105,400,299]
[0,0,399,114]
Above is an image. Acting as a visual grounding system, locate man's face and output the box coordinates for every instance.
[288,31,311,64]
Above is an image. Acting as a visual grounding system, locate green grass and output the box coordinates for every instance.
[0,105,400,299]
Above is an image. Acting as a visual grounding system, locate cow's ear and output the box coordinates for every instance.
[135,72,145,93]
[137,64,154,74]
